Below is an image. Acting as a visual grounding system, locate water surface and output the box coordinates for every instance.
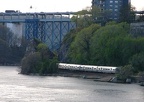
[0,66,143,102]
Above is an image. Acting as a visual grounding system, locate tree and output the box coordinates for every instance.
[92,6,112,25]
[37,43,54,60]
[130,52,144,73]
[0,25,26,65]
[59,29,78,62]
[72,6,112,27]
[0,25,13,41]
[71,8,93,29]
[90,22,130,66]
[68,24,101,64]
[21,52,41,74]
[21,40,58,75]
[119,4,135,23]
[0,39,11,64]
[116,65,134,82]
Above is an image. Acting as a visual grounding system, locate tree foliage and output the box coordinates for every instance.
[130,52,144,73]
[59,26,87,62]
[116,65,134,82]
[21,42,58,75]
[21,52,41,74]
[90,22,130,66]
[71,6,112,28]
[119,4,135,23]
[0,39,11,64]
[0,24,26,65]
[68,24,101,64]
[63,21,144,74]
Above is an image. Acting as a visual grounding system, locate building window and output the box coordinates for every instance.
[115,9,118,11]
[115,1,118,3]
[115,14,118,17]
[110,1,113,3]
[109,9,113,11]
[115,5,118,8]
[110,5,113,7]
[101,9,104,12]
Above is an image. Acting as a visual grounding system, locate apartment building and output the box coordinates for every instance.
[92,0,131,21]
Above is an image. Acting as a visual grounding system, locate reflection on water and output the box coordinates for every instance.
[0,66,144,102]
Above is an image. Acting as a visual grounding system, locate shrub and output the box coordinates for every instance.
[116,65,133,82]
[21,52,41,74]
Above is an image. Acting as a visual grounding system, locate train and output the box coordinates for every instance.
[58,63,118,74]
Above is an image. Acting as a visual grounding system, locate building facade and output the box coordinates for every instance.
[92,0,131,21]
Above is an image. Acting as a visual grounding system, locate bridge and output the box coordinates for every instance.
[0,12,76,50]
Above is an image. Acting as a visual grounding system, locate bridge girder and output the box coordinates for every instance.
[0,12,76,50]
[25,19,75,50]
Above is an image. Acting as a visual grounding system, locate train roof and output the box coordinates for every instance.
[58,63,117,68]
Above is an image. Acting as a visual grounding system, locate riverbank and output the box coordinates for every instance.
[53,70,144,85]
[57,69,115,82]
[19,68,144,86]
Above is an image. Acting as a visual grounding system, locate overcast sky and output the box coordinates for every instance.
[0,0,144,12]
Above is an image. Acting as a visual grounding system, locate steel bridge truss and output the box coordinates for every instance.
[25,19,75,50]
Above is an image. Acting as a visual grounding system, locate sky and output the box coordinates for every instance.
[0,0,144,13]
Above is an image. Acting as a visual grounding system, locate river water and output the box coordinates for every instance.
[0,66,144,102]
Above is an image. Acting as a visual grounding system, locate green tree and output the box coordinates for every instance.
[72,9,93,29]
[68,24,101,64]
[116,65,134,82]
[21,40,58,75]
[37,43,55,60]
[119,4,135,23]
[92,6,112,25]
[59,29,77,62]
[21,52,41,74]
[130,52,144,73]
[90,23,130,66]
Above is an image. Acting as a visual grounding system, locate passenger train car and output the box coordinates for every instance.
[58,63,118,74]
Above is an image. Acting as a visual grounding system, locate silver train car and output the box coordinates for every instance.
[58,63,117,74]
